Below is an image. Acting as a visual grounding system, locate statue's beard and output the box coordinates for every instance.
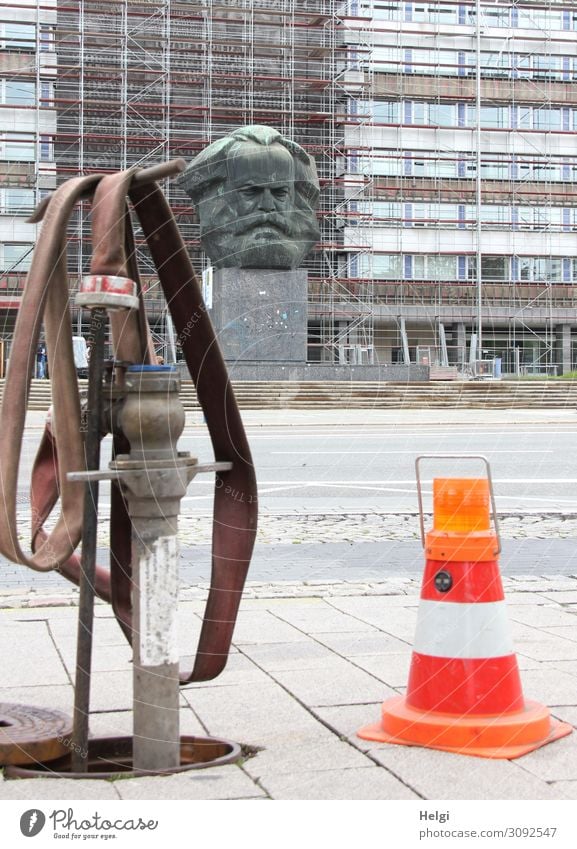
[232,212,292,237]
[198,198,319,269]
[202,210,299,268]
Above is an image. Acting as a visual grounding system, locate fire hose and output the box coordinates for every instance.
[0,160,258,690]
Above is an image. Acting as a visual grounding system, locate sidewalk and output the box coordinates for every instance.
[1,574,576,801]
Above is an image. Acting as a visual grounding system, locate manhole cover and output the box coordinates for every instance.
[0,703,73,766]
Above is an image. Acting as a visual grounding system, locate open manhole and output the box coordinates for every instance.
[4,735,242,779]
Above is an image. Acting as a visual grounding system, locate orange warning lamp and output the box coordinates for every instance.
[426,474,498,563]
[433,477,490,533]
[357,454,573,759]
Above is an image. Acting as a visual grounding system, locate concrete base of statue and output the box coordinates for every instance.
[209,267,308,365]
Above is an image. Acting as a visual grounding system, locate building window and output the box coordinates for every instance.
[40,81,54,105]
[39,135,53,161]
[481,5,510,28]
[1,23,35,51]
[468,256,508,281]
[412,255,458,280]
[519,258,563,282]
[374,101,400,123]
[373,3,399,21]
[1,243,34,272]
[412,3,458,25]
[533,108,562,131]
[0,133,35,161]
[1,188,35,214]
[369,255,402,279]
[3,80,36,105]
[517,8,564,31]
[373,47,399,73]
[39,25,54,52]
[479,159,508,180]
[428,102,457,127]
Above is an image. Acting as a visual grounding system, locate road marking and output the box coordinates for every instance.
[237,431,577,439]
[270,450,553,455]
[183,478,577,486]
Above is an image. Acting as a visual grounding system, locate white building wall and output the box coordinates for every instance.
[345,228,577,257]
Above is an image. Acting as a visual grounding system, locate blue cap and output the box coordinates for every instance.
[127,365,176,372]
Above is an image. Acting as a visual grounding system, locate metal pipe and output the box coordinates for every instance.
[475,0,483,355]
[70,307,106,772]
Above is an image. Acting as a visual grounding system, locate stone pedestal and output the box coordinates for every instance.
[210,268,308,364]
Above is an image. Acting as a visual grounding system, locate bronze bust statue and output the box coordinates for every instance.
[180,125,320,269]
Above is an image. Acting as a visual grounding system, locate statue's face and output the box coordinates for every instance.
[197,143,311,268]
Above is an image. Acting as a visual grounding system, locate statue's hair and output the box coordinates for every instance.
[180,125,319,210]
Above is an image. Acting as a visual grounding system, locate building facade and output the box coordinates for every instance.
[1,1,577,376]
[0,0,57,374]
[340,0,577,374]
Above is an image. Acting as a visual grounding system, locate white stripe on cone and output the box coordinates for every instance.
[413,599,515,659]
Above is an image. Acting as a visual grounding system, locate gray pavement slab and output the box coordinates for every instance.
[0,579,575,801]
[112,768,267,801]
[0,779,121,800]
[257,766,419,801]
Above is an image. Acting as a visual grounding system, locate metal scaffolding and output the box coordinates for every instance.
[2,1,577,373]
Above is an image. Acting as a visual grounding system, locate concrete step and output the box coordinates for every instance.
[3,378,577,411]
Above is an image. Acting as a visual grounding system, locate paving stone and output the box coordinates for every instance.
[48,615,126,648]
[511,622,577,661]
[2,621,70,687]
[520,667,577,705]
[503,592,552,605]
[542,626,577,643]
[230,610,309,644]
[258,765,419,800]
[507,604,577,628]
[549,780,577,799]
[516,733,577,782]
[244,738,372,779]
[1,607,78,622]
[270,658,393,707]
[515,655,546,671]
[541,591,577,604]
[550,706,577,726]
[313,631,411,657]
[56,643,134,675]
[241,596,329,610]
[367,744,568,800]
[0,777,119,799]
[88,671,133,712]
[315,701,393,748]
[239,640,336,672]
[181,681,327,749]
[272,606,378,634]
[113,766,266,800]
[180,651,269,689]
[349,653,412,689]
[327,601,419,642]
[0,684,74,716]
[2,568,577,800]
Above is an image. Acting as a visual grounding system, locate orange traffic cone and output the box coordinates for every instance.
[358,474,572,759]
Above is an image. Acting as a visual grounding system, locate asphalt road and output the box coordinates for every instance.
[14,418,577,514]
[6,414,577,590]
[176,420,577,514]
